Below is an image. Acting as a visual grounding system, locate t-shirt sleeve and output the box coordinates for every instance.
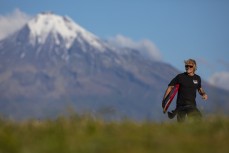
[168,75,179,86]
[197,76,202,89]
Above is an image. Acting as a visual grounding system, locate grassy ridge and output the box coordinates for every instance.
[0,115,228,153]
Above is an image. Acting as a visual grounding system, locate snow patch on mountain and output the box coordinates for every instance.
[27,12,105,50]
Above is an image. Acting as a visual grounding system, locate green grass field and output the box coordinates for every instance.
[0,115,228,153]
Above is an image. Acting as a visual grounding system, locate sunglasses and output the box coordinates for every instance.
[185,65,193,68]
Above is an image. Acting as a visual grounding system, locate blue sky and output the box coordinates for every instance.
[1,0,229,90]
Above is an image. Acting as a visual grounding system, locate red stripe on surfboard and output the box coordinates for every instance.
[163,84,179,113]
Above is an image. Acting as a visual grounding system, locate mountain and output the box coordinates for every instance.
[0,12,228,120]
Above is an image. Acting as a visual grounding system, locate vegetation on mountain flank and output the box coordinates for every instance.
[0,114,228,153]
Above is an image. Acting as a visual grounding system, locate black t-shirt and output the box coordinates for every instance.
[168,72,201,106]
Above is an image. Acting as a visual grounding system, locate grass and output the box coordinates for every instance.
[0,115,228,153]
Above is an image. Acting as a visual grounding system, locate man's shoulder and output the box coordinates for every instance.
[176,72,187,77]
[177,73,201,79]
[194,74,201,79]
[171,73,187,81]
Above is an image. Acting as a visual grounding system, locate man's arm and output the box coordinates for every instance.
[162,86,174,108]
[198,87,208,100]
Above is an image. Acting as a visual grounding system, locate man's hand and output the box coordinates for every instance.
[202,94,208,100]
[198,87,208,100]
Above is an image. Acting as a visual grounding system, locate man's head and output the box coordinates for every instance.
[184,59,197,73]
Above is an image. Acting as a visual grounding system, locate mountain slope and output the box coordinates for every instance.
[0,12,228,120]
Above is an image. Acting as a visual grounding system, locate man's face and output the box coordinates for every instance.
[185,63,194,74]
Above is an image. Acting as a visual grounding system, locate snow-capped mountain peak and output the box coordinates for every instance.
[27,12,104,50]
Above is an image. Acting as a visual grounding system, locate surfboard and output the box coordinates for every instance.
[162,84,179,113]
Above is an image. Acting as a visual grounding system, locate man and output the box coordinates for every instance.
[162,59,208,122]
